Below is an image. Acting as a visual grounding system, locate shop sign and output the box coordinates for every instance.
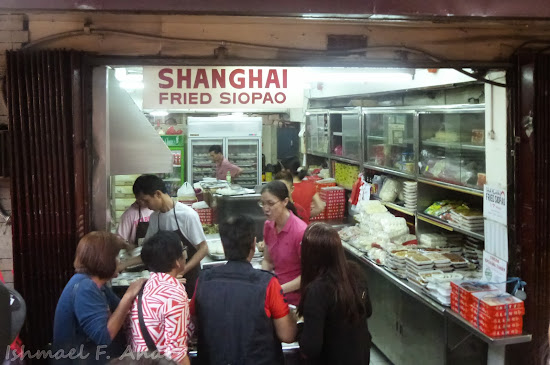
[143,66,304,109]
[482,250,507,292]
[483,185,507,226]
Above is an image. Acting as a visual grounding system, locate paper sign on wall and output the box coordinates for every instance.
[143,66,304,110]
[483,185,507,226]
[482,250,508,292]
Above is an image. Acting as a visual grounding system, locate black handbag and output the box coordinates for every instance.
[137,286,158,353]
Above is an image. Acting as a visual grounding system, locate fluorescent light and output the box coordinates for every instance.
[149,110,169,117]
[302,68,414,83]
[119,81,144,90]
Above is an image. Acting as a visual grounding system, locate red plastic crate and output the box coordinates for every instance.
[194,207,213,225]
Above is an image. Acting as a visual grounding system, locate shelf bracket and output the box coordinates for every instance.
[449,332,474,352]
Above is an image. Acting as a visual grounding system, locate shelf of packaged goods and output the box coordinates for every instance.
[330,155,360,165]
[421,140,485,152]
[371,196,416,216]
[342,241,532,347]
[341,241,446,313]
[417,177,484,197]
[363,163,416,180]
[417,212,485,241]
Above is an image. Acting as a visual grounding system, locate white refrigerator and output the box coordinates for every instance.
[187,116,262,187]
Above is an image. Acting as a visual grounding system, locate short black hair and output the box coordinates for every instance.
[219,215,255,261]
[133,174,167,196]
[141,231,185,273]
[208,145,222,154]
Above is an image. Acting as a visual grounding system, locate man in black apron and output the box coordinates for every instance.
[133,174,208,298]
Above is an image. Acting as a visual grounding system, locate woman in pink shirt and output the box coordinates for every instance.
[261,180,307,306]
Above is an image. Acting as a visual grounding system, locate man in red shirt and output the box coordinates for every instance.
[208,145,242,181]
[190,215,296,365]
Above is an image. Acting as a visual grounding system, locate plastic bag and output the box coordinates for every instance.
[177,182,196,200]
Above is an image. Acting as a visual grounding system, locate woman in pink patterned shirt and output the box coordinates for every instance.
[129,231,190,364]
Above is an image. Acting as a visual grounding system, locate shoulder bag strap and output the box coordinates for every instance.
[137,286,158,352]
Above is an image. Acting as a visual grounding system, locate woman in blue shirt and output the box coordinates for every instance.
[53,231,146,364]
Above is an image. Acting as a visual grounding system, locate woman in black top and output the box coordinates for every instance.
[298,223,372,365]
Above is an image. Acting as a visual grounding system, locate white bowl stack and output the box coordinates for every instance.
[402,181,418,211]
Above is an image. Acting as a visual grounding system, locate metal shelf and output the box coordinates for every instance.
[384,201,416,216]
[363,163,416,180]
[367,135,384,140]
[330,155,360,165]
[422,140,485,152]
[342,242,532,347]
[307,151,330,159]
[332,132,343,136]
[445,310,532,346]
[342,241,446,314]
[417,212,485,240]
[417,177,484,197]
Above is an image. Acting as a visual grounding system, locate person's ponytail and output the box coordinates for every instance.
[286,201,301,220]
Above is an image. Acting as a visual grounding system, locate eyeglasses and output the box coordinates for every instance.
[258,200,281,208]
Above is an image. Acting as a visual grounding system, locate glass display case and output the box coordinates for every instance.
[363,109,415,175]
[227,138,261,188]
[189,138,222,183]
[329,109,361,161]
[418,106,485,190]
[305,111,329,155]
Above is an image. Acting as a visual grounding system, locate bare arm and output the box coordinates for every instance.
[180,356,191,365]
[261,247,274,271]
[310,193,326,217]
[107,278,146,339]
[233,166,243,178]
[273,313,298,343]
[281,275,301,294]
[182,241,208,276]
[117,255,143,273]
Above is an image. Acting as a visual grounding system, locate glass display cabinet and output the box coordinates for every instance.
[418,106,485,190]
[363,109,416,176]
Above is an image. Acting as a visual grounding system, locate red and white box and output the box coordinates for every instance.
[467,292,525,337]
[450,281,498,319]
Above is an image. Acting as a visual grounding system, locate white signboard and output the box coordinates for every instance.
[482,250,507,292]
[143,66,304,110]
[483,185,507,226]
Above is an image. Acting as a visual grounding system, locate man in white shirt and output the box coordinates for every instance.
[133,174,208,297]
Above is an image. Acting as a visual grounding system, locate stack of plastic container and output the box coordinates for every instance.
[405,252,434,276]
[402,181,418,211]
[385,250,409,278]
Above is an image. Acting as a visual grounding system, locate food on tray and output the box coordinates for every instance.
[406,252,432,263]
[202,224,219,234]
[442,253,467,263]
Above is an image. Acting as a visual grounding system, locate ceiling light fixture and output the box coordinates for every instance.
[149,110,169,117]
[302,68,415,83]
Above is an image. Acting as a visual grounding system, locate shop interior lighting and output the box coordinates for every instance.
[302,67,415,83]
[115,67,144,90]
[149,110,169,117]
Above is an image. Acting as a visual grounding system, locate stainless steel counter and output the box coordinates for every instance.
[341,240,531,365]
[342,241,532,347]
